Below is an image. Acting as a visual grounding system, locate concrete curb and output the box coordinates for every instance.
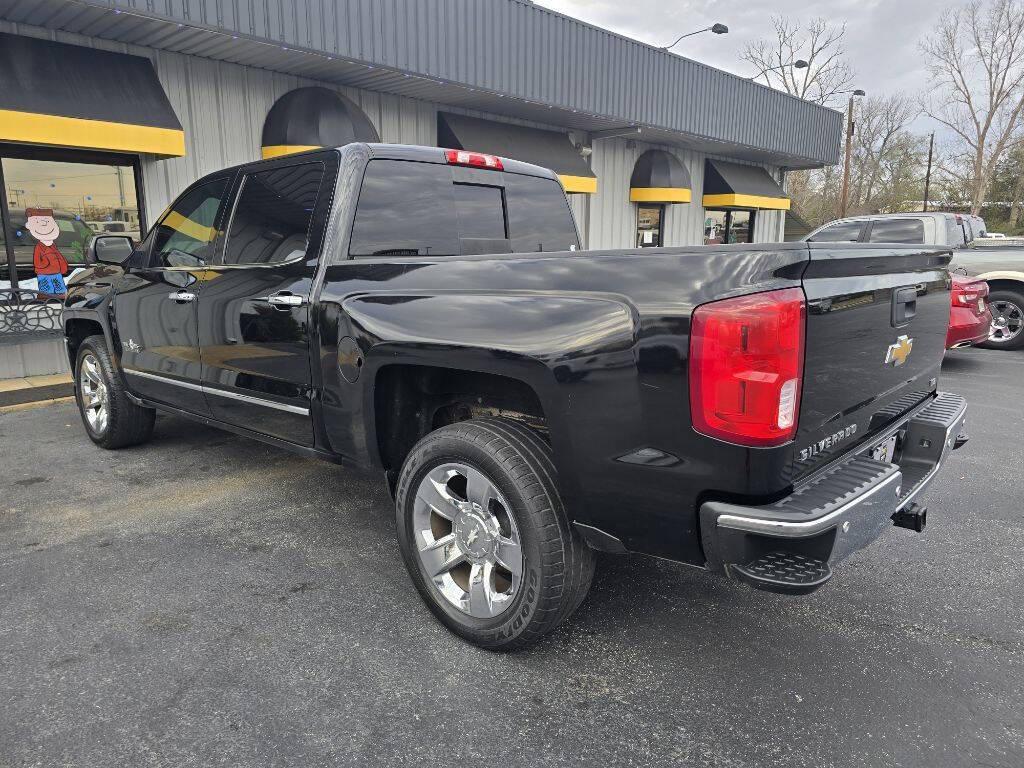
[0,373,74,408]
[0,396,76,414]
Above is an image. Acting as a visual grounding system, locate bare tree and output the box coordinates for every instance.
[920,0,1024,215]
[740,17,855,105]
[849,95,922,211]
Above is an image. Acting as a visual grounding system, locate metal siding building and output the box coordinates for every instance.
[1,0,841,378]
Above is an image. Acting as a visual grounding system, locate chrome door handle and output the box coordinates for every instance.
[265,292,306,308]
[168,291,196,302]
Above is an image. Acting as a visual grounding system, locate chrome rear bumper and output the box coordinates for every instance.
[699,392,967,593]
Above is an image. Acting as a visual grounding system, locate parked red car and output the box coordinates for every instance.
[947,274,992,349]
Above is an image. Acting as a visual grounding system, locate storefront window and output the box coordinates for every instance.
[704,210,727,245]
[2,154,140,293]
[636,204,664,248]
[1,148,142,340]
[703,209,756,245]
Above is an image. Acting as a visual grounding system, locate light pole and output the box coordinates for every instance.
[838,89,866,218]
[923,132,935,212]
[747,59,808,81]
[661,23,728,52]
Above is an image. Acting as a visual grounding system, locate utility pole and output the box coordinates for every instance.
[922,132,934,212]
[839,95,856,218]
[116,166,126,209]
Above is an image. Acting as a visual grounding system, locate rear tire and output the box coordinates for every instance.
[395,417,594,650]
[75,335,155,449]
[979,288,1024,350]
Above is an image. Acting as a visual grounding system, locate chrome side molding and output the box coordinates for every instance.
[122,367,310,416]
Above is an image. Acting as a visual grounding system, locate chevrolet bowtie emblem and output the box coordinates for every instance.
[885,335,913,367]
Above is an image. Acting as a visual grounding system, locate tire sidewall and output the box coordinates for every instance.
[75,341,111,443]
[981,289,1024,350]
[396,432,547,647]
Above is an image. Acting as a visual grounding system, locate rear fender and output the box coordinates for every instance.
[339,291,638,510]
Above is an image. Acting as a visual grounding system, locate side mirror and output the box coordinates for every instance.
[89,235,135,266]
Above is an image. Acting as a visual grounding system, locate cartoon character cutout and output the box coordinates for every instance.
[25,207,70,297]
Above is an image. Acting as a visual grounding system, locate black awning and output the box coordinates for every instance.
[438,112,596,194]
[261,87,380,158]
[703,159,790,210]
[629,150,692,204]
[0,33,184,158]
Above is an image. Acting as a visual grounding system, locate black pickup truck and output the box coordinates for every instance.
[64,143,968,649]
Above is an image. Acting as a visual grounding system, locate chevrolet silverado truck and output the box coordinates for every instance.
[63,144,968,650]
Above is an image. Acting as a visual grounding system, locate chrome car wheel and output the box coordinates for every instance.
[412,462,523,618]
[79,353,109,434]
[989,299,1023,344]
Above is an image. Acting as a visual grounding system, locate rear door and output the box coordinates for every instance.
[114,175,231,413]
[197,154,335,446]
[795,243,952,478]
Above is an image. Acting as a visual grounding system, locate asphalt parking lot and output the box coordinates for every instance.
[1,346,1022,768]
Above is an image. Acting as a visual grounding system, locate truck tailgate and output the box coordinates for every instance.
[795,244,952,478]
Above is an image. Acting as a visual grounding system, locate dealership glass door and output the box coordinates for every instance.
[636,204,664,248]
[1,146,143,337]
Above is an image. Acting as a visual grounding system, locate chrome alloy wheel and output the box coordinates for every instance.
[412,462,523,618]
[990,299,1024,344]
[79,353,109,434]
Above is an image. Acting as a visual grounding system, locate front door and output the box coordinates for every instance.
[197,158,330,446]
[114,175,231,413]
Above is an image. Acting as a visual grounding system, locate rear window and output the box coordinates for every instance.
[808,220,863,242]
[349,159,578,258]
[867,218,925,244]
[504,173,579,253]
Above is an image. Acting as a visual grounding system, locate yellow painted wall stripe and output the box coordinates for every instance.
[702,193,791,210]
[558,174,598,194]
[261,144,323,159]
[630,187,692,203]
[0,109,185,157]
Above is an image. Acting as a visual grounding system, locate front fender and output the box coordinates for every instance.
[62,264,125,363]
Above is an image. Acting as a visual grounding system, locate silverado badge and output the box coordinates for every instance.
[884,335,913,367]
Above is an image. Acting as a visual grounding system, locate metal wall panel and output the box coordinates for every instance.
[33,0,842,166]
[0,18,786,247]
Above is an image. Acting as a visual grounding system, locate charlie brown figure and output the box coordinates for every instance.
[25,208,70,298]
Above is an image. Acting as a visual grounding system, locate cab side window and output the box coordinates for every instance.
[866,218,925,244]
[222,163,326,265]
[150,178,229,268]
[808,220,863,242]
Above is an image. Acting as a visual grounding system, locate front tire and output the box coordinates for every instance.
[395,418,594,650]
[979,288,1024,350]
[75,335,155,449]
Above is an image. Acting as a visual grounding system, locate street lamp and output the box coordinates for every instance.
[662,23,728,51]
[838,89,867,218]
[747,59,808,80]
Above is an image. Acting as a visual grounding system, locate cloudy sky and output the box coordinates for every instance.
[534,0,943,110]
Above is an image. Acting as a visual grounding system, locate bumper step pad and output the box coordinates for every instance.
[730,552,833,595]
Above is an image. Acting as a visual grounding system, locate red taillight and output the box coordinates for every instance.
[444,149,504,171]
[951,278,988,306]
[689,287,806,447]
